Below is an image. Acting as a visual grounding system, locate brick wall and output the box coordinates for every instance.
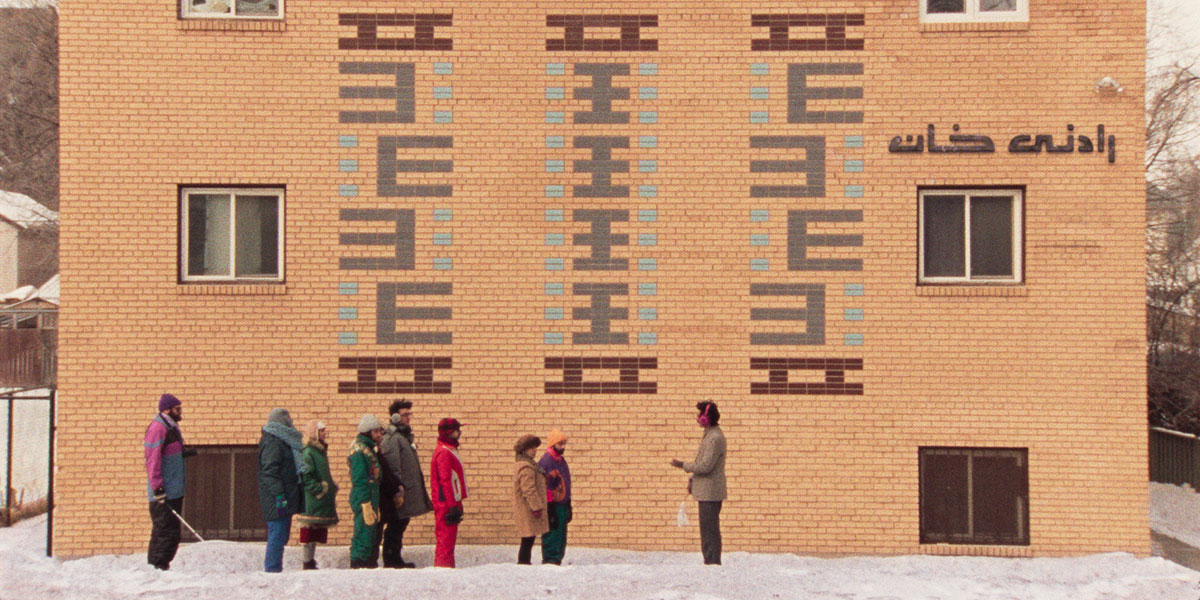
[56,0,1147,558]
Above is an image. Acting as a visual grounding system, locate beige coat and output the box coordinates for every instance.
[685,426,727,501]
[513,454,550,538]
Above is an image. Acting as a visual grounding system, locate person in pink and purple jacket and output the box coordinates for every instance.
[144,393,188,570]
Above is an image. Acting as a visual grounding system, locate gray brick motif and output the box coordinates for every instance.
[377,282,452,345]
[339,62,416,124]
[750,135,825,198]
[574,136,630,197]
[573,209,630,271]
[573,63,631,124]
[378,136,453,197]
[749,283,825,345]
[788,210,863,271]
[572,282,629,344]
[338,208,415,270]
[787,63,863,124]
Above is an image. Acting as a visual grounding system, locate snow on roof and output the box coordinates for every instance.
[32,273,57,304]
[0,190,57,230]
[1,284,35,303]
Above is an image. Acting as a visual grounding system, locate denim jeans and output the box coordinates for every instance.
[265,516,292,573]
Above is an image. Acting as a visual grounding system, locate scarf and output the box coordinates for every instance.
[263,421,309,475]
[516,453,546,475]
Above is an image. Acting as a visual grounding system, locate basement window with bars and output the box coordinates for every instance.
[181,0,282,19]
[919,188,1023,284]
[181,446,267,542]
[919,447,1030,545]
[921,0,1028,23]
[181,187,283,283]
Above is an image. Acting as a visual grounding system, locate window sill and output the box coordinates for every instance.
[179,284,287,296]
[919,543,1032,557]
[919,21,1029,33]
[178,19,286,32]
[915,285,1027,297]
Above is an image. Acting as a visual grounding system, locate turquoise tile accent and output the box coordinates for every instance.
[750,63,769,75]
[433,86,453,99]
[639,87,658,100]
[433,62,453,75]
[545,258,564,270]
[433,233,452,245]
[544,332,564,344]
[546,63,565,75]
[844,308,864,321]
[750,87,769,100]
[338,283,358,295]
[844,135,864,148]
[545,307,564,320]
[638,160,658,173]
[433,258,453,270]
[844,185,865,198]
[639,63,658,76]
[338,332,358,345]
[433,111,453,124]
[844,333,864,346]
[545,233,564,246]
[750,258,770,271]
[545,160,565,173]
[844,160,864,173]
[750,209,769,222]
[338,307,358,320]
[545,185,564,198]
[545,209,564,221]
[750,111,769,124]
[638,258,657,271]
[844,283,864,296]
[546,136,565,148]
[638,233,658,246]
[639,111,658,124]
[338,135,358,148]
[639,136,658,148]
[433,209,453,221]
[638,308,657,320]
[339,185,358,197]
[638,332,658,345]
[638,185,657,198]
[339,159,358,172]
[545,282,564,295]
[545,112,565,124]
[638,283,657,295]
[545,87,565,100]
[638,209,657,222]
[750,234,769,246]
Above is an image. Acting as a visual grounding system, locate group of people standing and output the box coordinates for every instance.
[143,393,724,572]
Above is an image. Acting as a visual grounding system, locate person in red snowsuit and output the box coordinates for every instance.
[430,418,466,568]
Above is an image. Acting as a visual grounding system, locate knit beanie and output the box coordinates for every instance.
[158,393,181,412]
[546,429,567,447]
[358,414,383,434]
[438,417,462,434]
[267,407,293,428]
[514,434,541,454]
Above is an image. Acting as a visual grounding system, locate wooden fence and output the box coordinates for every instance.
[1150,427,1200,489]
[0,329,56,388]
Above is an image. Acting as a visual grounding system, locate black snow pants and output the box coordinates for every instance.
[147,497,184,570]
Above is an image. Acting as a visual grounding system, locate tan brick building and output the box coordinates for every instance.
[56,0,1147,558]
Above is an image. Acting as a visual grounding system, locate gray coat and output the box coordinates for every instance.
[379,422,434,518]
[684,426,726,502]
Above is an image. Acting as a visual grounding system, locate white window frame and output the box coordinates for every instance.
[918,188,1023,285]
[180,0,284,20]
[180,187,284,283]
[920,0,1028,23]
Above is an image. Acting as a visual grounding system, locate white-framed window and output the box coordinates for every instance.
[919,188,1022,284]
[181,0,282,19]
[181,187,283,283]
[920,0,1028,23]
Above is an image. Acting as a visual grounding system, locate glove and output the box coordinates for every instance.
[444,505,464,525]
[687,478,693,496]
[153,487,167,504]
[532,509,543,519]
[182,448,198,458]
[362,502,378,526]
[548,509,559,530]
[670,459,684,469]
[566,501,573,524]
[393,492,405,510]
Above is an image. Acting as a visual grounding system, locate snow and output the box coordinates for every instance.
[0,190,56,231]
[1,511,1198,599]
[1151,482,1200,549]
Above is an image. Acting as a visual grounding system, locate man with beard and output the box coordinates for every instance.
[144,393,188,570]
[377,399,433,568]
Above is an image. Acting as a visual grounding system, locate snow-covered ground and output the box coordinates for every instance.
[1151,482,1200,549]
[2,511,1198,600]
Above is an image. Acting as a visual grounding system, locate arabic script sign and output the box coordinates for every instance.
[888,124,1115,163]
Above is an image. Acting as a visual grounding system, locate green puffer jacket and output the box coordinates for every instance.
[348,433,381,522]
[297,440,339,527]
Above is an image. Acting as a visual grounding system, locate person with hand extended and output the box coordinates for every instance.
[430,418,466,568]
[348,414,385,569]
[670,401,727,566]
[257,408,306,573]
[144,393,190,571]
[513,434,549,565]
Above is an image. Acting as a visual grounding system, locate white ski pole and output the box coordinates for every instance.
[166,503,206,542]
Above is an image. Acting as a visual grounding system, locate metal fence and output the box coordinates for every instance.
[0,386,55,557]
[1150,427,1200,489]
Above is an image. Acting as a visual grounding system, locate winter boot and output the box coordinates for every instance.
[350,559,367,569]
[302,560,318,570]
[399,560,416,569]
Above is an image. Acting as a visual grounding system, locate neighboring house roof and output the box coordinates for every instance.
[1,285,35,303]
[0,190,57,230]
[1,273,58,306]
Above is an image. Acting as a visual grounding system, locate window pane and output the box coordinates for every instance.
[189,0,231,14]
[920,451,970,542]
[979,0,1017,12]
[927,0,966,14]
[923,195,965,277]
[234,194,279,278]
[235,0,279,16]
[187,194,231,277]
[969,196,1014,278]
[971,452,1028,543]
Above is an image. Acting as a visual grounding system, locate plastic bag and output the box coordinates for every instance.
[676,501,689,527]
